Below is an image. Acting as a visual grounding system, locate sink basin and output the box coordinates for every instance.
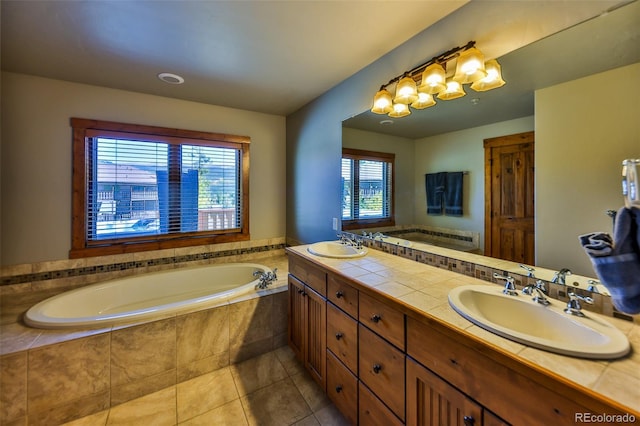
[448,285,630,359]
[307,241,368,259]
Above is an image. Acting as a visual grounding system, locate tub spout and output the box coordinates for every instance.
[255,268,278,289]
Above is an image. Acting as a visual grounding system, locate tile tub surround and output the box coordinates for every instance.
[288,245,640,416]
[60,347,348,426]
[0,251,289,425]
[343,230,638,322]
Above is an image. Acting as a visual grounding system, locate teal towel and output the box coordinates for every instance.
[445,172,463,216]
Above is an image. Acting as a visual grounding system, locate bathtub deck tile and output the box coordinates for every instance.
[0,352,27,424]
[111,368,177,407]
[177,351,230,383]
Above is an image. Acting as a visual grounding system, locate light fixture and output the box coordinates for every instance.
[371,88,394,114]
[394,74,418,105]
[470,59,506,91]
[437,79,466,101]
[389,103,411,118]
[370,41,505,118]
[411,92,436,109]
[452,47,487,84]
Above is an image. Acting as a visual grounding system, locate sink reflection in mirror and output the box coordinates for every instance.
[307,241,368,259]
[448,285,630,360]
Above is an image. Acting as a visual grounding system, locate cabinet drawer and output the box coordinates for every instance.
[358,324,405,421]
[327,302,358,374]
[359,292,405,350]
[327,274,358,318]
[407,316,589,425]
[289,256,327,296]
[359,381,403,426]
[326,351,358,426]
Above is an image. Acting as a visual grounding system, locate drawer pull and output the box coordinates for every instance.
[463,416,475,426]
[336,290,344,298]
[371,314,382,323]
[372,364,382,374]
[335,332,344,340]
[335,385,343,393]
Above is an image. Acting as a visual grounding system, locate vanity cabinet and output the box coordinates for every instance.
[407,316,585,425]
[288,257,327,390]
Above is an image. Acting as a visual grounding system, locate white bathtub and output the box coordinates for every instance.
[24,263,272,329]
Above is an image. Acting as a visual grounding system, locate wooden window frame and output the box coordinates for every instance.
[341,148,395,230]
[70,118,250,258]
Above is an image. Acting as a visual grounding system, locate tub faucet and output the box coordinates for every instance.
[522,280,550,305]
[493,273,518,296]
[254,268,278,290]
[551,268,572,285]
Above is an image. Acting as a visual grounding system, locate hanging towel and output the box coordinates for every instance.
[579,206,640,314]
[444,172,464,216]
[425,172,447,215]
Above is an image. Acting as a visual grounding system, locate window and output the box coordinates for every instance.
[341,148,394,229]
[71,118,250,258]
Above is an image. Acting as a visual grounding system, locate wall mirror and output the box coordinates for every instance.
[341,1,640,290]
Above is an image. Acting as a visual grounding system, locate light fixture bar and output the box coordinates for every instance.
[371,41,505,117]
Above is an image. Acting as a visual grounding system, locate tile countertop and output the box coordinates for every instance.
[286,245,640,415]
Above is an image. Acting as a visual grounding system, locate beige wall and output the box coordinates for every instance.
[413,116,535,251]
[536,63,640,276]
[342,127,415,226]
[1,72,286,266]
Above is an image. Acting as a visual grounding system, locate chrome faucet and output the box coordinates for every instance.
[494,273,518,296]
[519,264,535,278]
[564,292,593,317]
[587,279,600,293]
[254,268,278,289]
[522,280,550,305]
[551,268,572,285]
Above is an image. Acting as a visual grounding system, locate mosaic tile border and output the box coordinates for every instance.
[345,232,635,323]
[1,243,286,287]
[386,228,474,243]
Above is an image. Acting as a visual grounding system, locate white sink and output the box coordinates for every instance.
[448,285,630,359]
[307,241,368,259]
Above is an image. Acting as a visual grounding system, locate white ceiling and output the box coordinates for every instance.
[1,0,467,116]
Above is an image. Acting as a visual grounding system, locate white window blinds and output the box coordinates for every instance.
[86,135,242,244]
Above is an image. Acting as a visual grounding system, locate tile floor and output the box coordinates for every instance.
[62,346,349,426]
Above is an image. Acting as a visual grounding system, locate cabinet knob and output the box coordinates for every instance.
[335,385,343,393]
[371,314,382,323]
[463,416,475,426]
[335,290,344,298]
[335,332,343,340]
[372,364,382,374]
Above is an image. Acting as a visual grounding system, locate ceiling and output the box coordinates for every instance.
[343,0,640,139]
[2,0,637,127]
[0,0,467,116]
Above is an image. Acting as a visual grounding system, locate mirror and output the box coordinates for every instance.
[342,2,640,284]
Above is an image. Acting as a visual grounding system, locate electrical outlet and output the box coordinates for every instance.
[332,217,338,231]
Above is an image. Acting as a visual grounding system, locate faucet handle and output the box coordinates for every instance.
[564,292,593,317]
[519,264,535,278]
[494,273,517,296]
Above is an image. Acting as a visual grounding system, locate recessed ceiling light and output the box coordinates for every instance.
[158,72,185,85]
[380,119,394,126]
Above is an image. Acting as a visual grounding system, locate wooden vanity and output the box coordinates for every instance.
[286,246,639,425]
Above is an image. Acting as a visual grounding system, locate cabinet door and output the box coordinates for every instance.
[305,286,327,391]
[407,358,482,426]
[288,275,306,363]
[326,350,358,425]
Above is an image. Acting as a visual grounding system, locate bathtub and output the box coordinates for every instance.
[24,263,272,329]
